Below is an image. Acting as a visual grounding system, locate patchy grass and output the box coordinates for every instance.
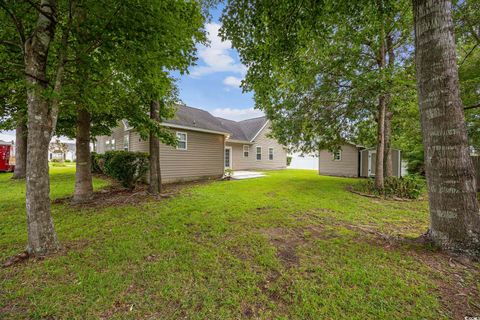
[0,168,479,319]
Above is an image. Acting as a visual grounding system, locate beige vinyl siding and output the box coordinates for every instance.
[226,124,287,170]
[159,129,224,183]
[319,144,359,177]
[129,131,149,152]
[96,125,224,183]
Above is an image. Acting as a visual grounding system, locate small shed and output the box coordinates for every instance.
[359,148,402,177]
[318,143,402,178]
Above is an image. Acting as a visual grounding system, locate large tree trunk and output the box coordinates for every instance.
[383,110,393,177]
[12,119,27,179]
[383,33,394,178]
[375,28,387,189]
[148,100,162,194]
[24,0,60,255]
[73,108,93,203]
[413,0,480,255]
[375,96,386,189]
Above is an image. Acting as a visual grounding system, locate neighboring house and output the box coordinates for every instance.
[319,143,401,178]
[94,105,287,183]
[288,152,319,170]
[49,139,76,162]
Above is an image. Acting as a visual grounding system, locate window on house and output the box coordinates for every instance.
[243,145,249,157]
[111,139,116,150]
[333,150,342,161]
[256,146,262,160]
[269,148,274,160]
[176,132,187,150]
[105,140,110,150]
[123,133,129,151]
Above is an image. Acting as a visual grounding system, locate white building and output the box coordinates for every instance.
[288,152,319,170]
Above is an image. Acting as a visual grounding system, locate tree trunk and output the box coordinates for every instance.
[375,25,387,189]
[73,108,93,203]
[24,0,60,255]
[375,95,386,189]
[383,110,393,177]
[383,32,394,178]
[413,0,480,255]
[12,119,27,179]
[148,100,162,194]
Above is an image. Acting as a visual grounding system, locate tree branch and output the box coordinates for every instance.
[464,103,480,111]
[49,0,74,138]
[0,0,26,52]
[22,0,56,24]
[459,43,479,67]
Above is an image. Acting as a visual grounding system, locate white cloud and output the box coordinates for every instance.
[223,76,242,88]
[212,107,264,121]
[191,23,247,77]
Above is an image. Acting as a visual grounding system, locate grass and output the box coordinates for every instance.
[0,167,478,319]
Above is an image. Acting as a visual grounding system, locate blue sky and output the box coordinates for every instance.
[175,5,262,121]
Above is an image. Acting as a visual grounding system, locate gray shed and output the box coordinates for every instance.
[359,148,401,178]
[319,144,402,178]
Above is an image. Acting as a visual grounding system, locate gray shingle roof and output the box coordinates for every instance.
[165,105,268,142]
[215,117,249,141]
[237,116,268,141]
[164,105,229,134]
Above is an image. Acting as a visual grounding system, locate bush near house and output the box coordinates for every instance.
[353,175,425,199]
[91,151,149,189]
[91,152,104,173]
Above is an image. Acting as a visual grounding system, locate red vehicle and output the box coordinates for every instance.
[0,141,15,172]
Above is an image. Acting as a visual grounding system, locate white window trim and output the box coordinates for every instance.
[243,145,249,158]
[268,147,274,160]
[225,146,233,169]
[176,131,188,150]
[256,146,262,161]
[333,150,342,161]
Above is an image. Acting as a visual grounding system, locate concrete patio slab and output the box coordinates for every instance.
[231,170,266,180]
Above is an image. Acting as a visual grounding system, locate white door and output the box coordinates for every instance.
[224,147,232,169]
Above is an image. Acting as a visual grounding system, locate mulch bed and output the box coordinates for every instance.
[346,185,422,201]
[52,178,215,209]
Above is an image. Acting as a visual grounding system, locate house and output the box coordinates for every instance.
[319,143,401,178]
[94,105,287,183]
[48,138,76,162]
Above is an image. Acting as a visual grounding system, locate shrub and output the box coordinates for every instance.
[51,162,66,167]
[224,168,234,179]
[287,156,292,166]
[50,158,62,163]
[103,151,149,189]
[91,152,104,173]
[353,174,425,199]
[65,159,71,163]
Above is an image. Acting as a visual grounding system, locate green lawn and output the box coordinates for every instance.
[1,167,478,319]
